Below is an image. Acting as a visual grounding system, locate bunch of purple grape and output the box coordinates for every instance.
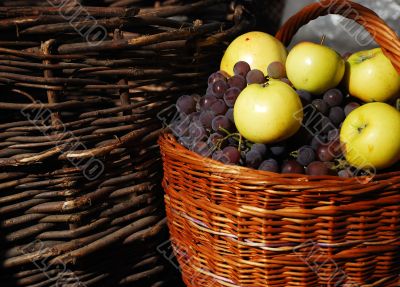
[171,61,269,166]
[290,88,363,177]
[169,60,363,177]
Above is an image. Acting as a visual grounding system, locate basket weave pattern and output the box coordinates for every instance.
[160,1,400,286]
[0,1,251,286]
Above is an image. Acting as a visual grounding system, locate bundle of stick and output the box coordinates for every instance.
[0,1,252,286]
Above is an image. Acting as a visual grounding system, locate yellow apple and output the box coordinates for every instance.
[234,80,303,143]
[340,102,400,170]
[345,48,400,102]
[286,42,345,95]
[220,31,287,76]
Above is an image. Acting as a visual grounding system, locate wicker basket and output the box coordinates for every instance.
[0,1,252,286]
[159,1,400,287]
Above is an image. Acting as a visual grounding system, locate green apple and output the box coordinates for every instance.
[286,42,345,95]
[345,48,400,102]
[340,102,400,170]
[234,80,303,143]
[220,31,287,76]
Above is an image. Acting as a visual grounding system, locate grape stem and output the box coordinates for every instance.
[218,127,251,149]
[290,150,299,158]
[238,134,243,151]
[262,79,270,88]
[320,34,326,45]
[335,158,350,170]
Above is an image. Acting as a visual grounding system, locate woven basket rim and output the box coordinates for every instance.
[159,133,400,187]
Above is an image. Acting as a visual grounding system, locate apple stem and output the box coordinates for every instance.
[320,34,326,45]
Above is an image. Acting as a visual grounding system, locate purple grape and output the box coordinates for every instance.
[206,85,213,96]
[210,99,228,115]
[193,141,211,157]
[233,61,251,77]
[259,158,279,172]
[312,99,328,115]
[189,121,206,140]
[245,150,263,169]
[328,140,343,158]
[344,102,360,116]
[212,150,228,163]
[212,80,229,98]
[190,111,200,122]
[338,168,354,178]
[208,133,225,149]
[223,87,241,108]
[246,69,265,84]
[199,110,215,129]
[177,95,196,114]
[323,89,343,107]
[281,160,305,174]
[179,136,192,148]
[225,108,234,123]
[321,116,335,133]
[327,129,339,141]
[222,146,241,164]
[317,140,342,162]
[170,117,190,137]
[297,90,313,103]
[306,161,332,176]
[317,144,334,162]
[329,106,345,126]
[212,147,240,164]
[251,143,267,157]
[208,71,226,85]
[267,61,286,79]
[270,143,286,157]
[297,146,315,166]
[311,135,325,150]
[228,75,246,90]
[211,115,231,132]
[199,95,217,110]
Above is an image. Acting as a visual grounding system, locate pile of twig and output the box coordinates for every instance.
[0,0,252,286]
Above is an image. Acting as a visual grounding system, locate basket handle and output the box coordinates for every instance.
[275,0,400,73]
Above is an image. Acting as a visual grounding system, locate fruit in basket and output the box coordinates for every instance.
[267,61,286,79]
[233,61,251,77]
[344,102,360,116]
[246,69,266,84]
[259,158,279,172]
[286,42,345,94]
[296,145,315,166]
[177,95,197,114]
[306,161,334,176]
[171,58,392,177]
[220,31,287,76]
[340,102,400,170]
[345,48,400,102]
[282,160,305,174]
[234,80,303,144]
[323,89,343,107]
